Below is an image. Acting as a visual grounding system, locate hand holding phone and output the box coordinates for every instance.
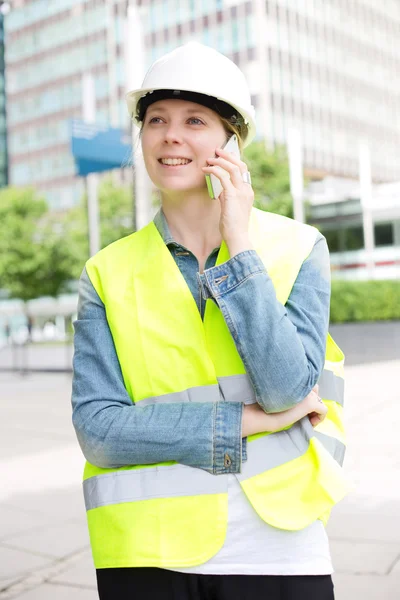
[205,134,241,199]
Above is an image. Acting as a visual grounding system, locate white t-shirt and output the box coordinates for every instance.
[172,475,333,576]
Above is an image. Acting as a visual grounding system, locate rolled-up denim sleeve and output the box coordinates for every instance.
[72,267,243,473]
[198,235,330,412]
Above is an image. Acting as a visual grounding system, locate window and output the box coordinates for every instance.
[374,223,394,247]
[344,226,364,251]
[323,229,340,253]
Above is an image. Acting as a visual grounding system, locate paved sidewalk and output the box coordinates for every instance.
[1,360,399,599]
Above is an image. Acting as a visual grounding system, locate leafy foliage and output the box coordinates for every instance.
[0,150,298,303]
[243,141,294,218]
[0,187,75,301]
[63,176,134,279]
[330,280,400,323]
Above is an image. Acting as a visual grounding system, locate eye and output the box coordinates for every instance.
[148,117,163,124]
[187,117,204,125]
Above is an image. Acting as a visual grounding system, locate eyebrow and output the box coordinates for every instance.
[146,106,210,116]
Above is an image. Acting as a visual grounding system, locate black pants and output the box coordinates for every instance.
[97,568,335,600]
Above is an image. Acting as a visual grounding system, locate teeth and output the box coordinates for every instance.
[160,158,191,165]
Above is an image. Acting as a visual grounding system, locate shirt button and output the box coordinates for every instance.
[224,453,232,467]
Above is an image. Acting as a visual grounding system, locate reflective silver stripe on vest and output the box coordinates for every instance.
[219,374,256,404]
[236,419,311,481]
[318,369,344,406]
[314,431,346,466]
[137,383,221,406]
[137,374,255,407]
[237,418,345,481]
[136,371,343,408]
[84,429,345,511]
[83,464,228,511]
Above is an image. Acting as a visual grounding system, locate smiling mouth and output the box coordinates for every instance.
[158,158,192,166]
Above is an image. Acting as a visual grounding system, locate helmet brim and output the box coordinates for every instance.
[126,86,256,148]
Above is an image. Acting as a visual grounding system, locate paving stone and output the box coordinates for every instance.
[0,545,53,580]
[50,549,96,589]
[332,573,400,600]
[0,576,23,590]
[327,501,400,544]
[0,505,53,542]
[331,539,400,575]
[3,485,86,523]
[0,430,73,461]
[4,523,90,560]
[390,555,400,574]
[13,582,98,600]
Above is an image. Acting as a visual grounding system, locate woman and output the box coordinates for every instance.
[72,42,348,600]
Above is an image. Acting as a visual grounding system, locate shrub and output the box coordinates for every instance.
[330,280,400,323]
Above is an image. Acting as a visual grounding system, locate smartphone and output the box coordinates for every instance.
[205,134,241,199]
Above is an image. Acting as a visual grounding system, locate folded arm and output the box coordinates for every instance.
[198,234,331,412]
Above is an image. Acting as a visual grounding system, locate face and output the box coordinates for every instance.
[140,99,227,194]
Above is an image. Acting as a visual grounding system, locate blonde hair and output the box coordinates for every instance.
[218,116,248,155]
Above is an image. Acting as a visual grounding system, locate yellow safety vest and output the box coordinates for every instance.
[83,207,348,569]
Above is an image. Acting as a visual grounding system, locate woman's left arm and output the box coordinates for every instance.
[198,235,330,413]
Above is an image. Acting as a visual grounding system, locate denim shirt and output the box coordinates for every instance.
[72,209,330,475]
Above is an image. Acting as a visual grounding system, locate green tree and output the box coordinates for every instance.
[63,176,135,279]
[243,141,296,218]
[0,187,75,301]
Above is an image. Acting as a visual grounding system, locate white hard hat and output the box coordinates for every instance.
[126,42,256,147]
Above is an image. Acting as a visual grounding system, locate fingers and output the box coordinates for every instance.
[309,413,323,428]
[308,396,328,428]
[215,146,248,172]
[204,156,245,189]
[202,164,236,195]
[202,146,250,191]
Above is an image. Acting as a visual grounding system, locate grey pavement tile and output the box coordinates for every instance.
[0,432,73,461]
[390,555,400,574]
[4,523,90,560]
[332,573,400,600]
[0,576,23,590]
[50,549,96,589]
[0,545,53,580]
[13,582,98,600]
[6,486,86,522]
[0,505,54,542]
[327,498,400,543]
[331,539,400,575]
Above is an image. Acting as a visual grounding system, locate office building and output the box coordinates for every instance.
[307,176,400,279]
[4,0,400,210]
[0,7,8,187]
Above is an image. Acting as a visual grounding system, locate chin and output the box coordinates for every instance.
[159,179,207,194]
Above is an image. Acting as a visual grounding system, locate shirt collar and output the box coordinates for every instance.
[153,208,176,246]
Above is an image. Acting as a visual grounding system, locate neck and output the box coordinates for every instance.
[161,189,222,259]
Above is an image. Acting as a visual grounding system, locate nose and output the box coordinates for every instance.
[163,123,183,144]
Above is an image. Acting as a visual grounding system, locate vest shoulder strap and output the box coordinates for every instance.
[86,222,156,303]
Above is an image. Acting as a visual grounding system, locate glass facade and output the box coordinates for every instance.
[4,0,400,209]
[5,0,113,208]
[137,0,400,182]
[0,13,8,188]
